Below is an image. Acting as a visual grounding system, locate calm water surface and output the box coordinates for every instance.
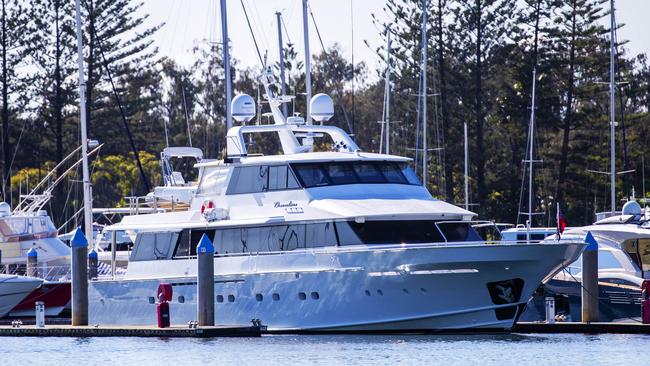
[0,333,645,365]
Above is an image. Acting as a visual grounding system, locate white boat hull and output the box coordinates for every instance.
[89,242,583,331]
[0,275,43,318]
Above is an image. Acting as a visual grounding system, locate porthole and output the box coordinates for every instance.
[402,289,409,294]
[365,290,371,296]
[148,296,155,304]
[420,288,427,293]
[298,292,307,300]
[310,292,319,300]
[178,295,185,303]
[272,293,280,301]
[228,294,235,302]
[256,294,263,301]
[217,295,224,303]
[377,289,383,296]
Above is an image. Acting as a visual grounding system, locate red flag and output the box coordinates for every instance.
[556,204,567,238]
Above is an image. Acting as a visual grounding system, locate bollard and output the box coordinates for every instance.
[88,249,98,280]
[35,301,45,328]
[197,234,215,326]
[26,248,38,278]
[545,297,556,324]
[582,232,599,322]
[71,229,89,326]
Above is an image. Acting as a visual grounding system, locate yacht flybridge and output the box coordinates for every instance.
[88,67,585,332]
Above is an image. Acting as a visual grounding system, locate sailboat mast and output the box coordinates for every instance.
[276,12,288,118]
[73,0,93,247]
[220,0,232,130]
[609,0,616,214]
[526,0,541,240]
[421,0,428,187]
[385,28,391,155]
[464,121,469,210]
[302,0,312,124]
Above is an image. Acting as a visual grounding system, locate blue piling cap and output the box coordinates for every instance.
[27,248,37,258]
[585,231,598,251]
[196,234,215,254]
[71,228,89,248]
[88,249,98,260]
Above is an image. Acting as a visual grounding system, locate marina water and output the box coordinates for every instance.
[1,333,646,365]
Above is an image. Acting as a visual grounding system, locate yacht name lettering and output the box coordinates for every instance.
[274,201,298,208]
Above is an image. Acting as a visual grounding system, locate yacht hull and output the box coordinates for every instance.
[89,242,584,332]
[0,275,43,318]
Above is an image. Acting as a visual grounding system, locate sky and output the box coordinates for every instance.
[140,0,650,74]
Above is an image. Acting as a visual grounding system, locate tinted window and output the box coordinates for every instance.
[400,164,421,185]
[352,163,386,183]
[291,161,419,188]
[132,232,179,261]
[379,163,408,184]
[174,229,216,257]
[227,165,299,194]
[293,164,330,187]
[214,223,333,254]
[324,163,357,184]
[337,220,445,245]
[598,251,623,269]
[306,222,338,247]
[197,166,229,196]
[268,165,300,191]
[438,223,483,242]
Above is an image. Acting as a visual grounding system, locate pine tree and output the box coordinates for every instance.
[0,0,31,198]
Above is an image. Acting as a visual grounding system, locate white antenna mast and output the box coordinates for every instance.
[302,0,312,125]
[276,11,288,118]
[464,121,469,210]
[421,0,428,187]
[609,0,616,215]
[384,26,392,155]
[220,0,232,130]
[73,0,93,247]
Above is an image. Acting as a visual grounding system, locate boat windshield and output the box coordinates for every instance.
[290,161,421,188]
[0,216,57,238]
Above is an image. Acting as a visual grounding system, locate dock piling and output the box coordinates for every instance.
[88,249,98,280]
[197,234,215,326]
[71,229,89,326]
[582,232,599,322]
[26,248,38,277]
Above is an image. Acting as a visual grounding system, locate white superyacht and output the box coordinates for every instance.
[89,69,584,332]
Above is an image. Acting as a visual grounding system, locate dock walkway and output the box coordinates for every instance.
[0,324,263,338]
[515,322,650,334]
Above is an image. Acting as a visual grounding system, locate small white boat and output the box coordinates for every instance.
[0,274,43,318]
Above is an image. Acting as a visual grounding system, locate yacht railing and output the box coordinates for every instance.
[167,237,582,261]
[125,196,185,214]
[0,264,126,281]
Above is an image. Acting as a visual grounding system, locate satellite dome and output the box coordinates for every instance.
[622,200,642,216]
[0,202,10,217]
[310,93,334,122]
[231,94,255,123]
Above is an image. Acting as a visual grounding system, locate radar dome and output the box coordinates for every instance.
[310,93,334,122]
[0,202,10,217]
[622,200,642,216]
[231,94,255,122]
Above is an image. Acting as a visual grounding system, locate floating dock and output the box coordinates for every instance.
[0,324,263,338]
[514,322,650,335]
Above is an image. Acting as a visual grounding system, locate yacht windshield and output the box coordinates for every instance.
[291,161,420,188]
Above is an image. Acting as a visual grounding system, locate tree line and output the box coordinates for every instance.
[1,0,649,228]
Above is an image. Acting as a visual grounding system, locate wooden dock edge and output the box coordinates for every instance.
[0,325,263,338]
[514,322,650,334]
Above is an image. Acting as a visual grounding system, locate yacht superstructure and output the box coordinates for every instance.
[88,68,585,332]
